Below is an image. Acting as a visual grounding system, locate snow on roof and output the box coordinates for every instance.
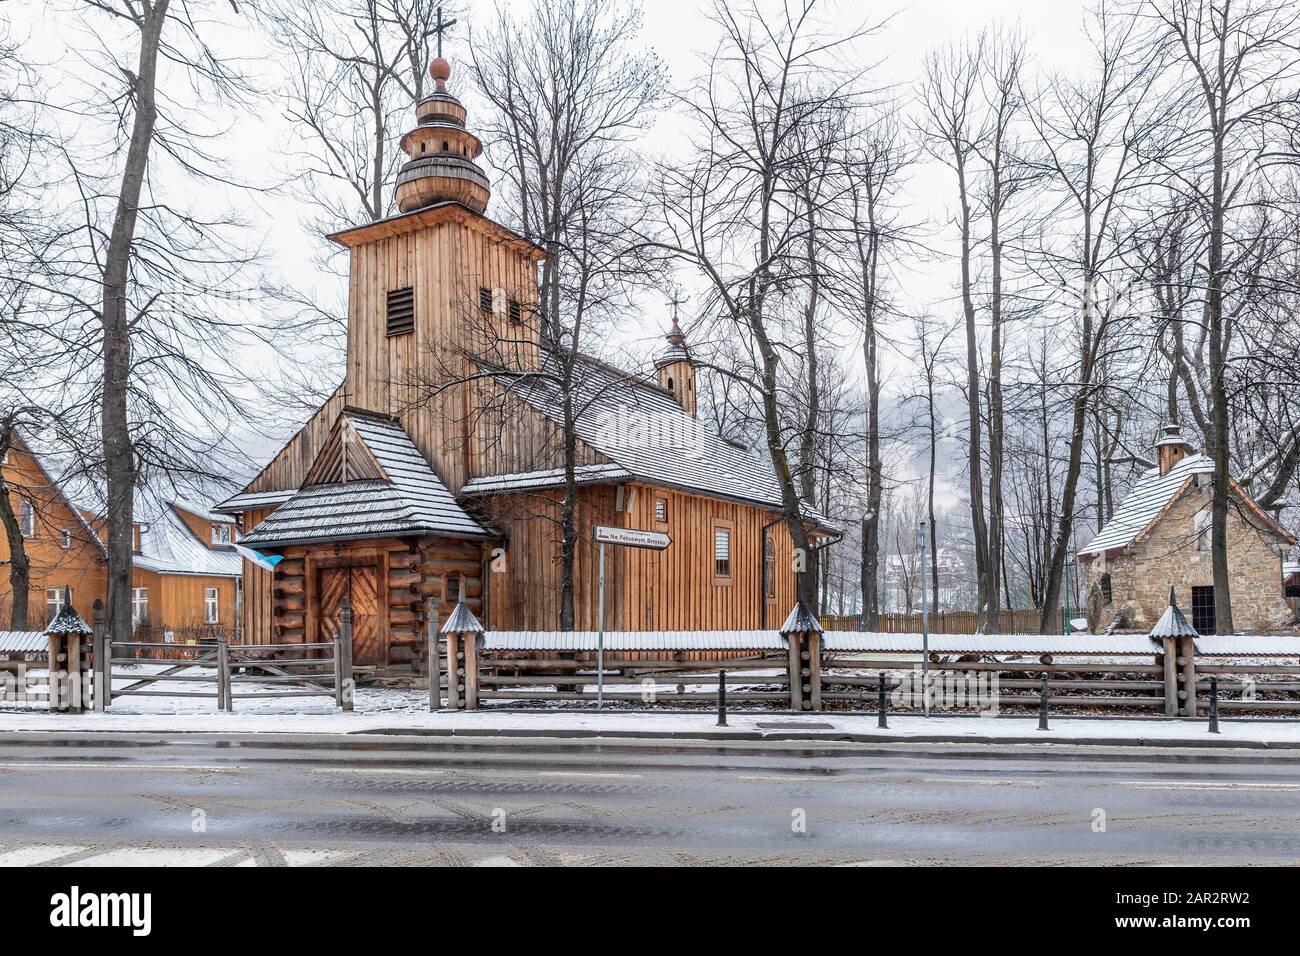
[509,353,836,530]
[43,605,92,635]
[214,488,296,514]
[1194,635,1300,656]
[483,630,786,651]
[462,463,633,495]
[822,631,1159,655]
[1078,454,1215,556]
[241,410,489,547]
[135,505,242,578]
[0,630,47,654]
[779,601,824,635]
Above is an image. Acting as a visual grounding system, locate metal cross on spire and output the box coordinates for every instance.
[432,5,458,58]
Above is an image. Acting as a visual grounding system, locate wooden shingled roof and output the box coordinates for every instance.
[241,409,490,547]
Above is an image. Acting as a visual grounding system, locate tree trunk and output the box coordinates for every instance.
[100,1,169,644]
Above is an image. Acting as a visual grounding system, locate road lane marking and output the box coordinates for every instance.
[1123,781,1300,791]
[0,762,236,773]
[0,845,84,866]
[918,778,1047,786]
[309,767,448,776]
[537,771,643,780]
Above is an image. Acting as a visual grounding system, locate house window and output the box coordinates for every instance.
[764,536,776,599]
[385,286,415,337]
[132,587,149,626]
[19,500,34,538]
[204,587,219,625]
[211,523,232,545]
[1191,585,1216,635]
[1194,508,1211,551]
[1099,572,1112,605]
[61,529,71,550]
[654,498,668,523]
[445,573,461,604]
[46,588,70,621]
[713,524,733,582]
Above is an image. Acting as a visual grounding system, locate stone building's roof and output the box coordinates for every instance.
[1079,454,1293,557]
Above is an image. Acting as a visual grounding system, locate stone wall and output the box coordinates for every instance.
[1082,482,1292,633]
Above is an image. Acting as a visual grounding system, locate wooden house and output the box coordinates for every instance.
[217,54,836,672]
[0,430,241,634]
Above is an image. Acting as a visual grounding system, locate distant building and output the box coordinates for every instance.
[1078,424,1295,634]
[883,548,971,612]
[0,430,240,635]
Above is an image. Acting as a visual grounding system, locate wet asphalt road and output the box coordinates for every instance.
[0,732,1298,865]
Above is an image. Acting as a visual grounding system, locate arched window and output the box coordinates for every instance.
[764,537,776,599]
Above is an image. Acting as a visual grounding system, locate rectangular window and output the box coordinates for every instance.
[211,523,232,545]
[46,588,69,621]
[1191,585,1216,635]
[479,286,493,312]
[19,500,34,537]
[508,298,522,324]
[713,524,732,582]
[61,529,71,550]
[1194,508,1211,551]
[132,587,149,626]
[654,498,668,523]
[385,286,415,337]
[204,587,219,625]
[445,573,461,604]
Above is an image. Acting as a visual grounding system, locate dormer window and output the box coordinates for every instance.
[212,523,232,546]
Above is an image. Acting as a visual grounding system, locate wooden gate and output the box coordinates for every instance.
[319,565,382,666]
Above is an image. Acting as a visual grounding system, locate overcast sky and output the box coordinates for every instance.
[10,0,1100,498]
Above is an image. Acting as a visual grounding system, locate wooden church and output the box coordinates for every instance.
[217,53,835,671]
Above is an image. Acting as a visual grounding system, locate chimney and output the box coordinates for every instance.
[1155,423,1192,476]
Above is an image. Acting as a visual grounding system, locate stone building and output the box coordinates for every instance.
[1078,425,1295,634]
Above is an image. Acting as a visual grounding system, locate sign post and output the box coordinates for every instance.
[918,521,930,718]
[592,525,671,708]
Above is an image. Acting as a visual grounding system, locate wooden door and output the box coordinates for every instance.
[318,565,383,666]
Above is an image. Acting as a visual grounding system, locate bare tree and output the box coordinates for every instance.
[648,0,869,607]
[1143,0,1300,632]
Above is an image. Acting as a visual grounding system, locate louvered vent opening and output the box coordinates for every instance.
[386,286,415,337]
[479,287,493,312]
[508,298,522,324]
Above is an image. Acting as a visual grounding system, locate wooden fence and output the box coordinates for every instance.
[821,609,1063,634]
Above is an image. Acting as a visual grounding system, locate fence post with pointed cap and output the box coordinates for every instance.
[1148,587,1199,718]
[441,587,483,710]
[780,601,824,712]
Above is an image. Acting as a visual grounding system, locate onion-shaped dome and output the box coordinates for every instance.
[654,315,692,368]
[395,57,490,214]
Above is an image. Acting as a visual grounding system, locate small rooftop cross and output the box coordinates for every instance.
[432,5,458,58]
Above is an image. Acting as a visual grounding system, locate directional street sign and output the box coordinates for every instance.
[593,525,671,550]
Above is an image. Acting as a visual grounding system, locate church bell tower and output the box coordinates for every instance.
[655,312,696,417]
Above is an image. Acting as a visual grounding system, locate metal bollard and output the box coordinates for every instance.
[1208,675,1220,734]
[717,669,727,727]
[1037,674,1049,731]
[877,670,888,729]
